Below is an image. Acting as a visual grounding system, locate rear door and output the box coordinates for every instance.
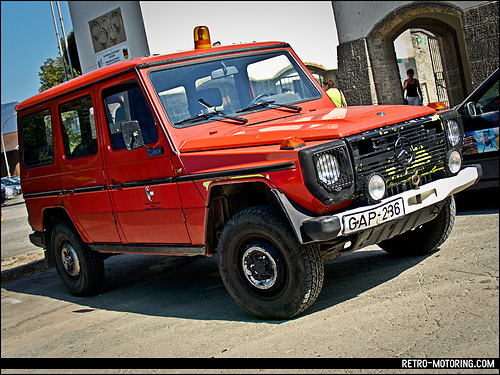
[56,89,121,243]
[96,76,191,244]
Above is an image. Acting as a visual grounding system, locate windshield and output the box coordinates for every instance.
[148,51,321,127]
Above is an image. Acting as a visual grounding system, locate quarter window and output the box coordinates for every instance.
[21,109,53,167]
[59,95,98,158]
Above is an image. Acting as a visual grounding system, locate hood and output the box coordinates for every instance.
[179,105,436,152]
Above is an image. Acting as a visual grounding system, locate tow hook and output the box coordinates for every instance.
[411,175,422,204]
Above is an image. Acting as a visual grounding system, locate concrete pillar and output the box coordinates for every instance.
[438,33,466,106]
[336,38,378,106]
[461,1,499,88]
[366,37,405,105]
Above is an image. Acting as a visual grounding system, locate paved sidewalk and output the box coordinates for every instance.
[1,196,47,282]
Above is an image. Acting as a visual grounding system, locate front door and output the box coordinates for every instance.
[97,77,191,244]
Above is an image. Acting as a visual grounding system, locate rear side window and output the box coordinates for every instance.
[21,109,53,167]
[59,95,98,158]
[103,83,159,150]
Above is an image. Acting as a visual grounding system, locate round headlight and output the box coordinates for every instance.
[367,174,386,201]
[316,153,340,186]
[446,150,462,174]
[445,118,461,147]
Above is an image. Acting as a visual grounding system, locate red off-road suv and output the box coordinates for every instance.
[17,27,480,319]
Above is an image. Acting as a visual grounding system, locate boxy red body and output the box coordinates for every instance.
[16,36,480,319]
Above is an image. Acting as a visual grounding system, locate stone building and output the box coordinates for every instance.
[332,1,499,106]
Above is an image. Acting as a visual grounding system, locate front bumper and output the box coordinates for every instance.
[274,166,481,244]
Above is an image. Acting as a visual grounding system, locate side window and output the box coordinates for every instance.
[103,84,159,150]
[21,109,53,167]
[475,79,499,114]
[59,95,97,158]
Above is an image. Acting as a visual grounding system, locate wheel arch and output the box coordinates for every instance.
[205,179,285,255]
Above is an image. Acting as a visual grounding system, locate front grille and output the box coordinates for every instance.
[346,115,446,204]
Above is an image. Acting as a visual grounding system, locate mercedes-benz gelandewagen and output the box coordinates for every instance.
[17,27,481,319]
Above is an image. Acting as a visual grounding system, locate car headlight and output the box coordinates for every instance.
[299,140,355,205]
[445,118,461,147]
[446,149,462,174]
[367,174,386,201]
[315,153,340,187]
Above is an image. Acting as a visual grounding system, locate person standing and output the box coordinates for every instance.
[323,78,347,107]
[403,69,423,105]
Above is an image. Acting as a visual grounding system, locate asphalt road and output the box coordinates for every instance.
[1,196,43,259]
[1,191,498,372]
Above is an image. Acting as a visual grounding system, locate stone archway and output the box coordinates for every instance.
[367,2,468,106]
[337,2,472,107]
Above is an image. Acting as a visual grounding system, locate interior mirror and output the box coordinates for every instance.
[464,102,477,118]
[121,121,148,151]
[211,65,238,79]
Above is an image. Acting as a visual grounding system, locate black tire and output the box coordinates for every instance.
[378,195,456,257]
[217,205,324,320]
[51,221,105,296]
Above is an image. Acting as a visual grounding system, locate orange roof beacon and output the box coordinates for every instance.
[17,27,481,319]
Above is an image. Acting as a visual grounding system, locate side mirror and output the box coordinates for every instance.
[121,121,149,151]
[464,102,477,118]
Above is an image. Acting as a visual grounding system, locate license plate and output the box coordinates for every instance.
[343,198,405,234]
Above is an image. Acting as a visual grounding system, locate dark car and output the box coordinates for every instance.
[456,68,499,191]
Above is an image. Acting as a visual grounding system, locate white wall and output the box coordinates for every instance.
[68,1,150,73]
[69,1,340,73]
[139,1,339,70]
[332,1,485,43]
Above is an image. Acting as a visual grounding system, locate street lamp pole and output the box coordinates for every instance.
[2,112,17,177]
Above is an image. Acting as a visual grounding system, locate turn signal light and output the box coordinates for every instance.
[280,136,306,150]
[194,26,211,49]
[427,101,448,110]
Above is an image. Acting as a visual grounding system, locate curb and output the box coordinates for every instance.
[1,260,50,284]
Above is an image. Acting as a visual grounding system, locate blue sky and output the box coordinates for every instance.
[1,1,73,105]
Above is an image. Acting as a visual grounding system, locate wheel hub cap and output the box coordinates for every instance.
[61,243,80,277]
[242,246,277,289]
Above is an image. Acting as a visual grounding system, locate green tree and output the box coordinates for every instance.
[38,50,80,92]
[38,56,66,92]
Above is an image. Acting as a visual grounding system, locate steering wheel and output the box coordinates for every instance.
[248,93,271,106]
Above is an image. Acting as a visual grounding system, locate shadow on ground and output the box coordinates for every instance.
[3,247,429,323]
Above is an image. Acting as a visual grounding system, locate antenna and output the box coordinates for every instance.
[50,1,68,81]
[56,1,74,78]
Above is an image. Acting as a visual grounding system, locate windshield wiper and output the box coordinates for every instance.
[175,99,248,125]
[174,111,247,126]
[236,100,302,114]
[199,99,248,123]
[174,112,217,126]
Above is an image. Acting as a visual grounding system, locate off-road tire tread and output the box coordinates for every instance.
[218,205,324,319]
[52,221,105,296]
[378,196,456,257]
